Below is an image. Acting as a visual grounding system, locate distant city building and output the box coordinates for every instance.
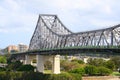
[7,45,18,53]
[5,44,28,53]
[18,43,28,52]
[0,49,5,55]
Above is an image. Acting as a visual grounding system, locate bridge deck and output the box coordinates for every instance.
[13,46,120,55]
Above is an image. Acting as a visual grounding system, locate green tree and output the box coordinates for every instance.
[97,66,112,76]
[110,56,120,70]
[87,58,105,67]
[69,68,85,75]
[0,67,6,71]
[7,61,23,71]
[84,65,97,76]
[17,64,35,71]
[0,56,7,63]
[60,60,80,71]
[71,59,84,64]
[105,60,115,70]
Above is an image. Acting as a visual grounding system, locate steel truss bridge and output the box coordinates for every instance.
[11,14,120,57]
[10,15,120,74]
[11,14,120,74]
[23,14,119,55]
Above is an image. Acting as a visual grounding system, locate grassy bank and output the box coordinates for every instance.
[111,72,120,76]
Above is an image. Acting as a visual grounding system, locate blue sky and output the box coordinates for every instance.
[0,0,120,48]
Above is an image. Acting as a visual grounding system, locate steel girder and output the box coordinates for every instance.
[29,14,120,50]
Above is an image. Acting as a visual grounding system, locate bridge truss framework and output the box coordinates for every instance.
[29,14,120,51]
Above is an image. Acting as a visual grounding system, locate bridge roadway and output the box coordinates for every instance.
[13,46,120,55]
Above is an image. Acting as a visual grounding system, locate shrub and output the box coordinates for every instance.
[0,72,10,80]
[20,72,44,80]
[60,60,80,71]
[78,60,85,64]
[17,64,35,71]
[69,68,85,75]
[0,67,6,71]
[0,72,22,80]
[0,72,82,80]
[7,61,23,71]
[0,56,7,63]
[49,73,82,80]
[84,65,97,76]
[110,56,120,70]
[87,58,105,67]
[49,73,71,80]
[97,66,112,76]
[70,73,82,80]
[105,60,115,70]
[71,59,84,64]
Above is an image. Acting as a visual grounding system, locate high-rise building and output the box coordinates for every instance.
[18,43,28,52]
[7,45,18,53]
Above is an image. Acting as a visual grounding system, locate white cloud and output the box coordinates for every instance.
[90,19,120,28]
[0,0,38,33]
[4,0,20,11]
[0,28,8,33]
[0,0,120,48]
[0,0,120,33]
[104,5,112,14]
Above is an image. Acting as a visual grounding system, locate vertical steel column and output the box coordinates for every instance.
[111,31,113,46]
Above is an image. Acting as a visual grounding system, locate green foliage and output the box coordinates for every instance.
[0,56,7,63]
[64,55,68,60]
[47,72,82,80]
[84,65,112,76]
[104,60,115,70]
[97,66,112,76]
[0,72,82,80]
[0,72,22,80]
[20,72,44,80]
[60,60,80,71]
[78,60,85,64]
[0,67,6,71]
[0,72,11,80]
[87,58,118,71]
[49,73,72,80]
[112,72,120,76]
[84,65,97,76]
[70,73,82,80]
[7,61,23,71]
[17,64,35,71]
[71,59,84,64]
[69,68,85,75]
[110,56,120,70]
[87,58,105,67]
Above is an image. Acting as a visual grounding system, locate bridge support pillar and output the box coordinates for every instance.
[52,55,60,74]
[37,55,44,73]
[25,55,36,65]
[25,55,31,64]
